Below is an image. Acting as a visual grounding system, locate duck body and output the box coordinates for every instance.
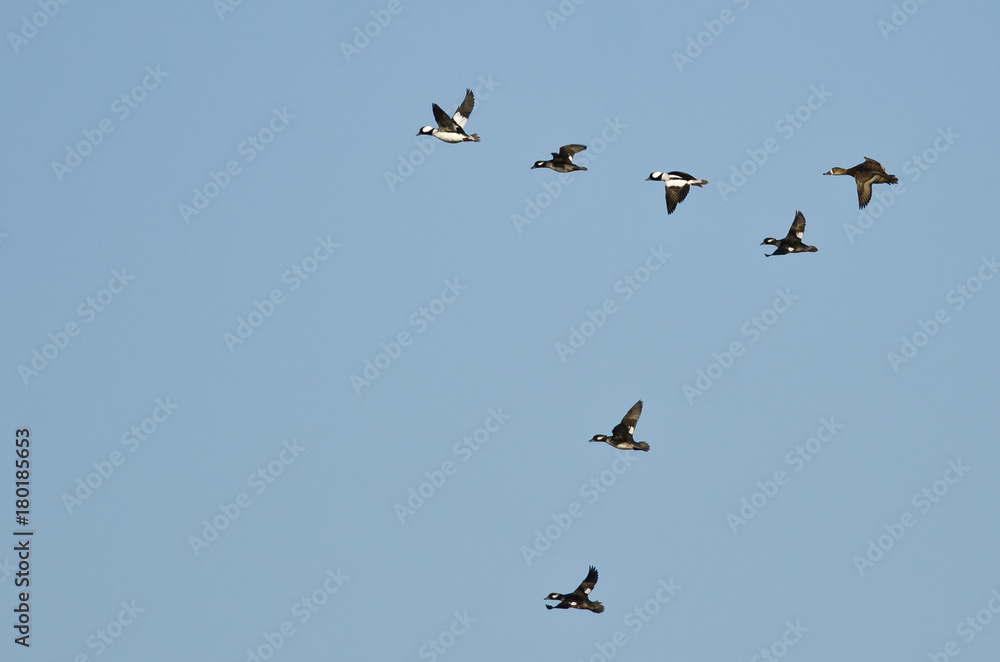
[646,171,707,214]
[824,157,897,208]
[589,400,649,451]
[761,210,818,257]
[532,144,587,172]
[416,89,481,143]
[545,566,605,613]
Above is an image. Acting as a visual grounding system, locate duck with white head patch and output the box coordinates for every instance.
[646,171,708,214]
[416,88,481,143]
[531,144,587,172]
[761,210,818,257]
[589,400,649,451]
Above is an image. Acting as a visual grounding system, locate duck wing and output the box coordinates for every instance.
[573,566,600,596]
[432,103,460,132]
[620,400,642,431]
[862,156,886,173]
[785,211,807,241]
[557,144,587,162]
[855,174,881,209]
[663,182,690,214]
[452,89,475,128]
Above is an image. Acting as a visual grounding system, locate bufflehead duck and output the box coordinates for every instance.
[416,89,481,143]
[645,171,708,214]
[531,144,587,172]
[545,566,605,613]
[823,157,897,209]
[761,211,818,257]
[589,400,649,451]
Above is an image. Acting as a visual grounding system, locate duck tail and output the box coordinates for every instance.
[636,442,650,452]
[886,174,899,185]
[466,133,481,142]
[691,179,708,187]
[590,601,605,613]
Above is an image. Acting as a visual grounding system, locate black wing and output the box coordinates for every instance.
[452,89,475,128]
[574,566,599,596]
[557,144,587,161]
[432,103,460,132]
[664,183,690,214]
[785,211,806,241]
[620,400,642,430]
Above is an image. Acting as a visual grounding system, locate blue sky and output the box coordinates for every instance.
[2,1,999,660]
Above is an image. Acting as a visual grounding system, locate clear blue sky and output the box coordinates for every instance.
[2,1,999,660]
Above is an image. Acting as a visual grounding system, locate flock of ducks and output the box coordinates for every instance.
[414,88,900,614]
[417,89,900,258]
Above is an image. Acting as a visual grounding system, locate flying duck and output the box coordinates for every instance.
[761,211,818,257]
[646,171,708,214]
[416,89,481,143]
[545,566,605,613]
[589,400,649,451]
[823,157,897,209]
[531,144,587,172]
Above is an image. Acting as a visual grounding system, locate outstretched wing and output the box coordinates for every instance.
[785,211,806,241]
[857,174,882,208]
[452,89,475,128]
[557,144,587,162]
[664,183,690,214]
[620,400,642,432]
[575,566,599,596]
[432,103,459,132]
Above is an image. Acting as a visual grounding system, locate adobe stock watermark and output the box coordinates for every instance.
[350,278,466,394]
[7,0,73,55]
[554,245,668,362]
[928,588,1000,662]
[51,65,169,182]
[71,600,145,659]
[682,288,799,404]
[579,577,682,662]
[877,0,932,40]
[717,85,832,202]
[179,107,295,223]
[886,255,997,372]
[394,407,511,524]
[188,439,306,557]
[214,0,248,21]
[843,127,958,243]
[385,75,500,191]
[672,0,753,73]
[520,451,640,566]
[223,236,339,353]
[852,458,970,576]
[511,117,628,234]
[418,611,477,662]
[242,568,349,662]
[340,0,409,63]
[727,417,844,534]
[748,620,809,662]
[544,0,591,31]
[17,268,135,386]
[61,397,179,515]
